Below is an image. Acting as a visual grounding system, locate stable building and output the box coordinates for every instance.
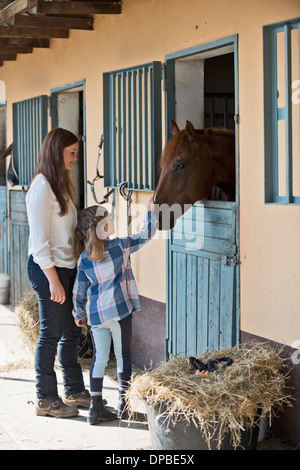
[0,0,299,446]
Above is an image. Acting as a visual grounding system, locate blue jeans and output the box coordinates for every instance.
[27,256,85,399]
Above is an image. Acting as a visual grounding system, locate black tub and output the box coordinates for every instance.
[146,404,261,450]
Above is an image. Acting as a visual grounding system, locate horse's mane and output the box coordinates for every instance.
[161,127,234,167]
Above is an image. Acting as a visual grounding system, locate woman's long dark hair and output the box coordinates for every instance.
[33,128,78,216]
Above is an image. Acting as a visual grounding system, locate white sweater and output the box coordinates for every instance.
[26,174,77,270]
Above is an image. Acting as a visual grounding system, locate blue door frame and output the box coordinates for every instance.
[164,35,240,358]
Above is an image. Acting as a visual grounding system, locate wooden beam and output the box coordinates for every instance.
[0,0,37,25]
[0,45,32,53]
[36,1,122,16]
[0,37,49,47]
[0,53,17,60]
[0,25,69,38]
[14,13,94,30]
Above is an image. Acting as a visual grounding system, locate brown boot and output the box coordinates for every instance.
[35,396,79,418]
[63,390,91,408]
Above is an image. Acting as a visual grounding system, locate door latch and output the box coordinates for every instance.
[221,255,240,266]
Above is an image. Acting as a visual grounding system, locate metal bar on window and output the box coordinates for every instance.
[111,74,116,187]
[223,95,227,128]
[33,99,38,182]
[122,72,127,184]
[116,73,122,185]
[297,23,300,202]
[17,102,22,184]
[132,70,137,188]
[210,96,214,127]
[27,100,31,186]
[137,68,143,189]
[148,66,153,190]
[126,71,132,187]
[284,24,293,203]
[272,28,279,201]
[143,66,149,189]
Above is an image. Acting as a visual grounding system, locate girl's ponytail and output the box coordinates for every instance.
[73,205,108,262]
[85,224,105,262]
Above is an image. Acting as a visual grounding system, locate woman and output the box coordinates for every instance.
[26,128,89,418]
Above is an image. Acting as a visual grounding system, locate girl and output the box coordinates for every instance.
[26,128,89,418]
[72,199,156,424]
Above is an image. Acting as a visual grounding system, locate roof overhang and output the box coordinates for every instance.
[0,0,122,66]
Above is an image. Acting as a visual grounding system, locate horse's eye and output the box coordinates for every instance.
[176,162,184,170]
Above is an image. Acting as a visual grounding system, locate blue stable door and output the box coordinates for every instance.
[166,201,239,357]
[164,35,240,358]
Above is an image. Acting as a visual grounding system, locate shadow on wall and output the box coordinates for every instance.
[131,295,166,370]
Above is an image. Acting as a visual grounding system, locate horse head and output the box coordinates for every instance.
[154,120,235,230]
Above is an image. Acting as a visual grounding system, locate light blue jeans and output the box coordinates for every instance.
[89,314,132,396]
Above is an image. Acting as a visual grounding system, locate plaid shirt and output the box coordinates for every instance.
[72,211,157,326]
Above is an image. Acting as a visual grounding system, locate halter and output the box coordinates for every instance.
[189,355,233,375]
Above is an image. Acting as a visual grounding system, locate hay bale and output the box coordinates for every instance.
[15,290,40,351]
[126,342,292,449]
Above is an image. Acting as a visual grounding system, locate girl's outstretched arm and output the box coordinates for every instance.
[119,198,157,254]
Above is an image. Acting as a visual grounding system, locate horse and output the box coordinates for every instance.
[154,120,235,230]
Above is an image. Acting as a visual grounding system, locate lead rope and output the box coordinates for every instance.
[87,134,115,205]
[119,181,133,262]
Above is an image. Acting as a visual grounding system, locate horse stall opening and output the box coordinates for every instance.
[50,83,86,211]
[165,39,239,358]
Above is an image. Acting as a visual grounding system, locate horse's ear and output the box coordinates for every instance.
[170,119,180,135]
[185,121,195,142]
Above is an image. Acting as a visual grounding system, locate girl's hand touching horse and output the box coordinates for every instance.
[147,197,155,212]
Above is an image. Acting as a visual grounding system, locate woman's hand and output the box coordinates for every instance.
[49,279,66,305]
[43,267,66,304]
